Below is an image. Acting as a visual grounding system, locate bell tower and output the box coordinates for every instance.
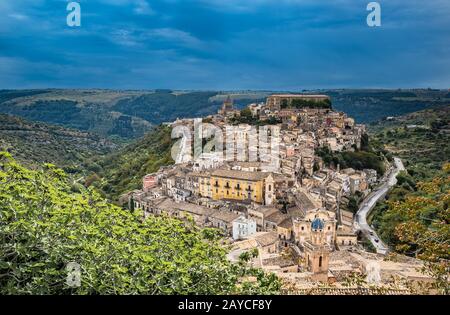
[264,174,275,206]
[304,217,331,282]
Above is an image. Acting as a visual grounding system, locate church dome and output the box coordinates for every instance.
[311,217,324,230]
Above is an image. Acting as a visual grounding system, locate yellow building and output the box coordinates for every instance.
[204,169,275,205]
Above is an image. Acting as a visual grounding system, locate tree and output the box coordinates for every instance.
[240,108,253,121]
[0,152,280,294]
[383,163,449,294]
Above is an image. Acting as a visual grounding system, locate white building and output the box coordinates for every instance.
[232,216,257,240]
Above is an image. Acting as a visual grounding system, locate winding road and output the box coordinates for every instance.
[354,157,405,255]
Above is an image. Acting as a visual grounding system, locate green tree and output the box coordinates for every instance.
[380,163,449,294]
[0,152,280,295]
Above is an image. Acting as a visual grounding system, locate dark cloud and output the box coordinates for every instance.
[0,0,449,89]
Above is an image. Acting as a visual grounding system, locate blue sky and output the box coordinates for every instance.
[0,0,449,90]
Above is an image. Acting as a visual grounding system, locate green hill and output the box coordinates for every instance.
[0,90,153,139]
[367,106,450,262]
[323,89,450,123]
[0,114,117,172]
[2,89,448,141]
[369,105,450,179]
[85,125,175,201]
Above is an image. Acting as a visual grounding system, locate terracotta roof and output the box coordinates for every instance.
[156,199,213,216]
[211,169,270,181]
[266,211,290,225]
[254,232,279,247]
[209,210,240,223]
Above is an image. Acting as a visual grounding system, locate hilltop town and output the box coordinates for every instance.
[124,94,431,292]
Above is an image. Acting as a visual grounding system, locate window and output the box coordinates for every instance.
[328,226,331,231]
[268,185,272,192]
[301,226,304,231]
[319,256,322,268]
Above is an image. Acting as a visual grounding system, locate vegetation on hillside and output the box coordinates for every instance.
[367,107,449,292]
[0,114,117,172]
[112,91,220,125]
[0,98,152,139]
[1,89,448,141]
[369,107,450,239]
[369,106,450,179]
[327,89,450,123]
[373,165,449,294]
[316,143,386,176]
[85,125,175,201]
[280,98,332,109]
[0,152,281,294]
[229,108,282,125]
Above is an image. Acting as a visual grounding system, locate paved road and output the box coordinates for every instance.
[354,157,405,255]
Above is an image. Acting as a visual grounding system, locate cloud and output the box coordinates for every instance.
[0,0,449,89]
[133,0,155,15]
[8,14,29,21]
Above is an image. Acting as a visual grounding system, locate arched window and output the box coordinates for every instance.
[319,256,323,268]
[268,185,272,192]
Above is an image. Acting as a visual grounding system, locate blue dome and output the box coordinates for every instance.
[311,218,324,230]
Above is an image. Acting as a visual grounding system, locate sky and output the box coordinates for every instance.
[0,0,449,90]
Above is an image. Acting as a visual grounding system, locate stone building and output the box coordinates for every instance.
[232,216,257,240]
[206,169,276,205]
[303,217,333,282]
[293,209,336,246]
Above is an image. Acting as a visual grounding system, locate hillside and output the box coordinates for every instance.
[84,125,175,201]
[367,106,450,253]
[323,89,450,123]
[0,114,117,172]
[1,89,448,141]
[369,106,450,179]
[0,89,153,139]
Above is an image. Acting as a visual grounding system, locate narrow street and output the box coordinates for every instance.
[354,157,405,255]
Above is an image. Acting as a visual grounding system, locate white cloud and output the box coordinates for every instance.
[8,13,29,21]
[134,0,155,15]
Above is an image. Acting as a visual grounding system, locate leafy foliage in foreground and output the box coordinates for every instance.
[0,152,280,294]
